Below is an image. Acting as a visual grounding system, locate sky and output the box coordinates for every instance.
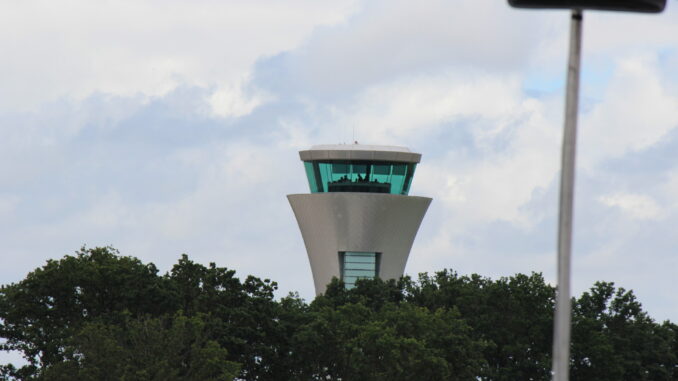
[2,0,678,350]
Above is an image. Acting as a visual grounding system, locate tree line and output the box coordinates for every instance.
[1,247,676,380]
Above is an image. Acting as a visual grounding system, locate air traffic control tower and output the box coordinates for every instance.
[288,144,432,295]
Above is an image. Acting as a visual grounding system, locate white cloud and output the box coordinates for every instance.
[342,71,525,141]
[598,192,662,220]
[325,70,562,228]
[272,0,553,97]
[207,79,272,119]
[580,55,678,167]
[585,8,678,56]
[0,0,359,111]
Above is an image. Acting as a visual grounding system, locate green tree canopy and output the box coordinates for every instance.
[1,247,676,381]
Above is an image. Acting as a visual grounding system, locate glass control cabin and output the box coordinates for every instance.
[300,144,421,196]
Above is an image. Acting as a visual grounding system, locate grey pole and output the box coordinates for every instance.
[552,8,583,381]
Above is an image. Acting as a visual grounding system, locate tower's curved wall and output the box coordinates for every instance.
[288,192,431,295]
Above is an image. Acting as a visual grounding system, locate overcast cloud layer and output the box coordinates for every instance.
[2,1,678,354]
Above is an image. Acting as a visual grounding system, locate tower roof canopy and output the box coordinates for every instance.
[299,144,421,163]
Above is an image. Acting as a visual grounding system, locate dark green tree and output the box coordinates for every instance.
[0,248,275,380]
[0,247,175,376]
[292,278,487,381]
[38,313,239,381]
[3,247,677,381]
[406,270,554,380]
[167,255,287,380]
[571,282,678,381]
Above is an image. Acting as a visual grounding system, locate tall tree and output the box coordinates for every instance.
[0,247,175,375]
[3,248,677,380]
[294,278,487,381]
[406,270,554,380]
[38,313,239,381]
[571,282,678,380]
[167,254,285,380]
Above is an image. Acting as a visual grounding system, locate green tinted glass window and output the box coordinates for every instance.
[302,160,417,195]
[333,163,349,174]
[304,162,320,192]
[340,252,379,289]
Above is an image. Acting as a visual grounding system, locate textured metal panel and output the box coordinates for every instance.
[350,150,374,161]
[379,151,399,162]
[288,193,432,295]
[333,150,351,160]
[299,148,421,163]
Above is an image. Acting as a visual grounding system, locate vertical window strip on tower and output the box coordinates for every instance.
[340,252,379,289]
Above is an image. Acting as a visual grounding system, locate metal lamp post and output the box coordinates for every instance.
[506,1,666,380]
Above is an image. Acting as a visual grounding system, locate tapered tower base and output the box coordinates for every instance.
[288,192,431,295]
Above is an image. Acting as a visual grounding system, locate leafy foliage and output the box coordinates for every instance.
[571,282,678,381]
[0,247,175,371]
[292,280,486,381]
[1,247,677,380]
[39,313,240,381]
